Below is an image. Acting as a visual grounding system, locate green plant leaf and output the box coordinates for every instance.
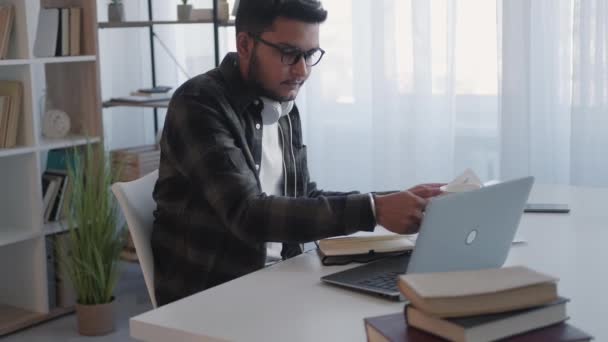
[56,142,124,305]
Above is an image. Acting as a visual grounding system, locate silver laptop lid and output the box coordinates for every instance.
[407,176,534,274]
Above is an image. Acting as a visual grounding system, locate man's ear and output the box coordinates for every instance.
[236,32,253,60]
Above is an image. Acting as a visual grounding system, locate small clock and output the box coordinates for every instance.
[42,109,71,139]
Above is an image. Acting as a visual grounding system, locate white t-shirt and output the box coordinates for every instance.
[259,97,294,262]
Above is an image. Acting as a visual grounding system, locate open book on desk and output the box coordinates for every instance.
[317,226,417,265]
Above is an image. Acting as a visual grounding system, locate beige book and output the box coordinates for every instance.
[318,226,415,257]
[0,5,14,59]
[0,95,9,147]
[0,80,22,148]
[60,8,69,56]
[69,7,81,56]
[398,266,558,318]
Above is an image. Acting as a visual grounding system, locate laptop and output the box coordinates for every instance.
[320,176,534,301]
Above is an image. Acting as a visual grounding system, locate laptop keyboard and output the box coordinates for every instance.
[356,272,401,292]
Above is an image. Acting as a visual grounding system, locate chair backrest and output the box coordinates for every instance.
[111,170,159,308]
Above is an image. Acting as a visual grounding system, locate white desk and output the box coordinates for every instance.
[130,185,608,342]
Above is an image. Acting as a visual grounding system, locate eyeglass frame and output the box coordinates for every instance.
[249,33,326,67]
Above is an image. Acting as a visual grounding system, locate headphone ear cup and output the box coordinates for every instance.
[260,98,282,124]
[281,101,294,116]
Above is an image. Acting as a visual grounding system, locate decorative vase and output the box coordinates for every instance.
[177,4,193,21]
[75,299,115,336]
[218,0,230,22]
[108,3,124,23]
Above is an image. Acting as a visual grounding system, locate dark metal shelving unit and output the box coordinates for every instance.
[98,0,234,135]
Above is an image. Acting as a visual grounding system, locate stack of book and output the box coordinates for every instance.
[0,4,14,59]
[33,6,82,57]
[111,145,160,262]
[364,266,593,342]
[0,80,23,148]
[111,86,173,103]
[111,145,160,182]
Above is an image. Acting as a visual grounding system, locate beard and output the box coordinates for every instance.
[247,49,299,102]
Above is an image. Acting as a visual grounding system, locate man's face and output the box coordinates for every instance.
[247,17,321,102]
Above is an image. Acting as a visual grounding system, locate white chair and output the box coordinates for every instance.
[111,170,159,308]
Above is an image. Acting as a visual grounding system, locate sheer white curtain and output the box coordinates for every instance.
[298,0,608,192]
[299,0,499,192]
[500,0,608,186]
[101,0,607,188]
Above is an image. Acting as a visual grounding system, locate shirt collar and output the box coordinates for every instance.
[219,52,260,115]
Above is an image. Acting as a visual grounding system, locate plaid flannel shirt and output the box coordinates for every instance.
[151,53,376,306]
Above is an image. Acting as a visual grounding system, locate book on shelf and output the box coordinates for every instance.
[129,91,174,99]
[42,172,63,223]
[137,85,172,94]
[0,4,15,59]
[0,80,23,148]
[45,237,57,310]
[47,148,77,171]
[364,310,592,342]
[42,175,60,221]
[69,7,81,56]
[398,266,558,318]
[54,233,77,308]
[45,169,68,222]
[34,8,59,57]
[111,94,172,103]
[60,8,70,56]
[42,149,75,223]
[406,298,569,342]
[34,6,81,58]
[0,95,10,146]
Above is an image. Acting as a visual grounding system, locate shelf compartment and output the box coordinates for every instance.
[0,238,48,319]
[41,0,99,56]
[0,0,30,60]
[0,154,42,238]
[0,65,36,148]
[44,62,102,138]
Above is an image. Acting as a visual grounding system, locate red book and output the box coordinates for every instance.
[364,310,592,342]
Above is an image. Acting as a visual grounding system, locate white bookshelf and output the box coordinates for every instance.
[0,0,102,335]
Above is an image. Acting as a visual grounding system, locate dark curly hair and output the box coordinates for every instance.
[235,0,328,34]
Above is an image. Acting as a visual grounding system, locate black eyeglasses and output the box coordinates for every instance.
[250,34,325,67]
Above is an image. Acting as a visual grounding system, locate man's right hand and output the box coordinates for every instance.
[374,184,443,235]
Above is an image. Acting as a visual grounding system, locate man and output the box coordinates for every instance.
[152,0,443,306]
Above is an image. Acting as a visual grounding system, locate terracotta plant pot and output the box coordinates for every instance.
[108,3,124,23]
[177,4,192,21]
[75,299,115,336]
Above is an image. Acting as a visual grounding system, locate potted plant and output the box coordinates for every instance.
[58,143,124,336]
[108,0,124,23]
[177,0,192,21]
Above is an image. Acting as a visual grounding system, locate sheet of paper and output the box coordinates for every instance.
[441,168,483,192]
